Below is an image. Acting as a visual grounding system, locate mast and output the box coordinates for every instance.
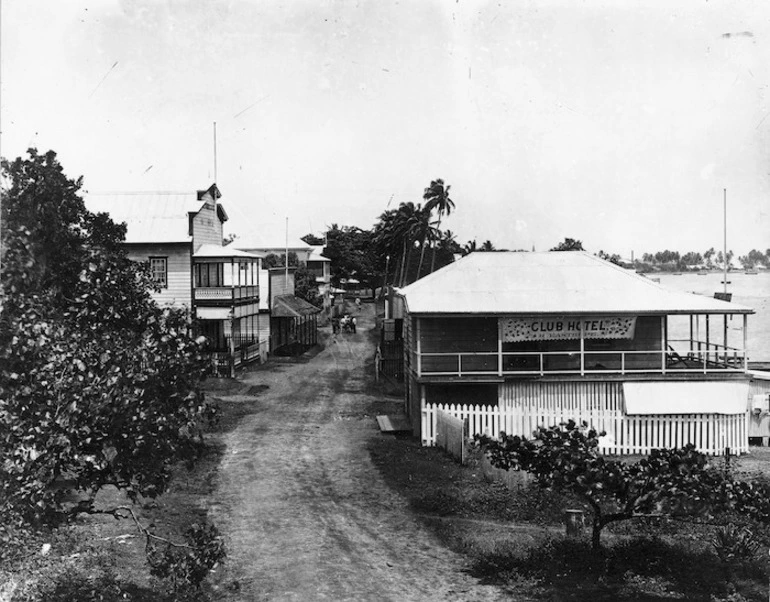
[285,217,289,287]
[723,188,727,294]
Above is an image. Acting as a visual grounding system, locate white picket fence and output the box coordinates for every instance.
[421,401,749,456]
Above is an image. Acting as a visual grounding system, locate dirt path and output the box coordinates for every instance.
[208,304,511,601]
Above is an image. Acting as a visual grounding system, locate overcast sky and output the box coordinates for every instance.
[2,0,769,256]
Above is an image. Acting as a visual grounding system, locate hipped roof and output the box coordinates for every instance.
[193,244,263,259]
[232,234,312,253]
[272,295,321,317]
[397,251,753,316]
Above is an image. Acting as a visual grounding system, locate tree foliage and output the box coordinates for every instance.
[262,251,322,307]
[550,238,584,252]
[0,149,212,523]
[477,421,770,550]
[324,224,381,292]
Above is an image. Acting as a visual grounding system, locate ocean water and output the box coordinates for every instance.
[656,272,770,362]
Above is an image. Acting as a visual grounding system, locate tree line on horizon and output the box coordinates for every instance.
[633,248,770,272]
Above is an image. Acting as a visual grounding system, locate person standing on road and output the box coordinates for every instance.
[351,316,357,333]
[355,297,361,312]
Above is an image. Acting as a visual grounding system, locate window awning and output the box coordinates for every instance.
[623,382,749,415]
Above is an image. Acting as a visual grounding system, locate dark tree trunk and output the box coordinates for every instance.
[592,518,602,550]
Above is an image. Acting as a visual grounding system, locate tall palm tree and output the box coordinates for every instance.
[423,179,455,273]
[415,208,439,282]
[395,202,426,286]
[480,240,496,252]
[373,208,404,287]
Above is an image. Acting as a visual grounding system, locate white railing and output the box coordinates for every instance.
[419,344,746,377]
[194,285,259,302]
[421,401,749,456]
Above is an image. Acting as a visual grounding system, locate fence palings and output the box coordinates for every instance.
[421,401,748,456]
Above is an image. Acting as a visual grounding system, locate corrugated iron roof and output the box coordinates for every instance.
[195,244,264,259]
[397,252,753,315]
[233,232,312,253]
[272,295,321,317]
[308,247,331,262]
[85,193,203,243]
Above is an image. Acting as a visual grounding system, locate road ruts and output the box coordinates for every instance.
[208,304,513,601]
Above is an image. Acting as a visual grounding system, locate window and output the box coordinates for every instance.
[149,257,168,288]
[194,262,224,287]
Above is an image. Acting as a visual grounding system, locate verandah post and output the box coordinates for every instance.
[743,314,748,372]
[497,318,503,376]
[579,322,585,376]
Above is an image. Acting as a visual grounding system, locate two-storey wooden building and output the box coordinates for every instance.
[396,251,762,455]
[85,185,265,373]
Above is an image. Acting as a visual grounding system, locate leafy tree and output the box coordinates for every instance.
[681,251,703,266]
[0,149,213,523]
[263,251,300,269]
[597,250,623,266]
[477,421,770,550]
[550,238,584,252]
[301,233,325,246]
[262,252,321,307]
[324,224,381,294]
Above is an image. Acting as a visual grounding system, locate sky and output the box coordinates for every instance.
[2,0,769,258]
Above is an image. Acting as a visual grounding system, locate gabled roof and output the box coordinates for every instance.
[85,188,226,244]
[193,244,264,259]
[272,295,321,317]
[397,251,753,316]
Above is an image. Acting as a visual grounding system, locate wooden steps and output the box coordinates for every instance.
[376,414,411,433]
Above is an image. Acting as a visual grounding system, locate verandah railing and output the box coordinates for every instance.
[421,401,749,456]
[419,342,746,377]
[209,336,268,376]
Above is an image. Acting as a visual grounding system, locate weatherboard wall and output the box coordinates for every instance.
[191,196,224,251]
[126,243,192,308]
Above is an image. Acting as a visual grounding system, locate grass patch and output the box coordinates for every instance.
[369,433,770,601]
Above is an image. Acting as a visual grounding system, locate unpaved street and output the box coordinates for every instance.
[208,304,509,601]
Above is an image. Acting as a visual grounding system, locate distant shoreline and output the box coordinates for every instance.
[640,268,766,275]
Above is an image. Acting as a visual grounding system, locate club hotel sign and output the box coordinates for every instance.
[501,316,637,342]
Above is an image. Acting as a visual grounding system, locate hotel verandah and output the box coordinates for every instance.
[394,252,770,454]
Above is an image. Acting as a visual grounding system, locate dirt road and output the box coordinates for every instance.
[208,303,510,601]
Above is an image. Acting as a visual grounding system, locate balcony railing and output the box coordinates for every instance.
[194,285,259,303]
[417,341,747,378]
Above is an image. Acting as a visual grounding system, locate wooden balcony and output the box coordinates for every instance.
[194,285,259,305]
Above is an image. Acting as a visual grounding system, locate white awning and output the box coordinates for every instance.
[623,382,749,415]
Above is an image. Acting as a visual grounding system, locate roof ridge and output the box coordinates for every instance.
[84,191,199,196]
